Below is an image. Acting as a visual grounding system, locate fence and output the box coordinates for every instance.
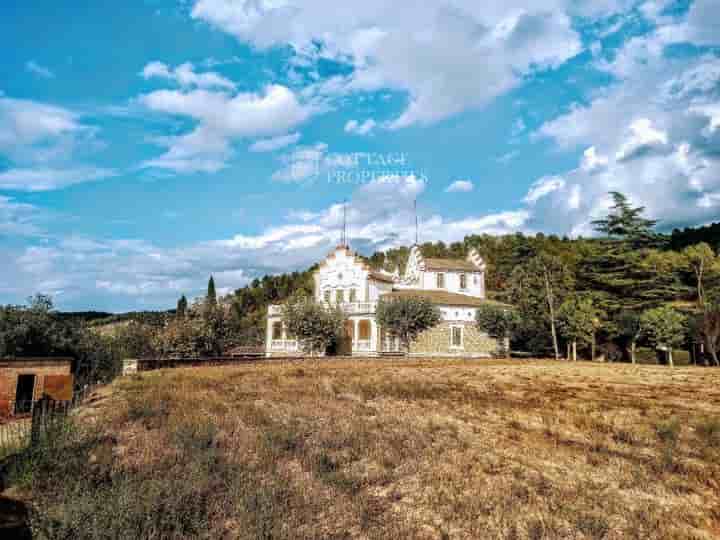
[0,385,98,456]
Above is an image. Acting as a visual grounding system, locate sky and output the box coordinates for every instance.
[1,0,719,312]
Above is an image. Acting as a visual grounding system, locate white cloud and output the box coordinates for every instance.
[682,0,720,46]
[344,119,376,135]
[0,167,116,192]
[140,84,312,172]
[615,118,670,162]
[141,61,236,90]
[445,180,474,193]
[271,143,327,182]
[25,61,54,79]
[249,132,300,152]
[0,96,112,191]
[190,1,585,128]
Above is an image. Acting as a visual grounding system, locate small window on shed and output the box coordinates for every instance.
[437,273,445,289]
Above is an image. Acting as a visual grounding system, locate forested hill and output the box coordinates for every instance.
[670,222,720,251]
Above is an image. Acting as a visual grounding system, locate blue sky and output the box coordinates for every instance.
[1,0,719,311]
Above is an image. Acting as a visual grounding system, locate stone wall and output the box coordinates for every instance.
[408,321,500,358]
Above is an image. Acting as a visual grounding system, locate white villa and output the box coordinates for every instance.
[266,244,505,357]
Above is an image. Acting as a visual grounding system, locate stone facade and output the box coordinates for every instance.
[0,358,73,416]
[409,321,501,358]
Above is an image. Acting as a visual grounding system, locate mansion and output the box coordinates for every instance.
[265,244,505,357]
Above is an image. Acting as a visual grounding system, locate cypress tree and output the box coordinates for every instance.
[207,276,217,307]
[176,295,188,318]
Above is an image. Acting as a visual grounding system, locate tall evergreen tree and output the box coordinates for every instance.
[591,191,659,246]
[176,295,188,318]
[206,276,217,308]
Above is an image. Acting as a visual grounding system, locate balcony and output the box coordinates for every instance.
[270,339,298,352]
[268,302,377,317]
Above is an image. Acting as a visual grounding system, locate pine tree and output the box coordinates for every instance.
[591,191,659,246]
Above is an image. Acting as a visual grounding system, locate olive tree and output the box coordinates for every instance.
[282,297,346,356]
[640,306,687,367]
[375,296,441,354]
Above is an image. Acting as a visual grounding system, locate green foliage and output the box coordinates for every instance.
[375,296,441,351]
[508,253,574,355]
[475,304,516,340]
[641,306,687,365]
[557,294,602,346]
[282,297,346,355]
[0,295,122,385]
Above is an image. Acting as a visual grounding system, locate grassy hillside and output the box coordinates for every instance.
[7,359,720,539]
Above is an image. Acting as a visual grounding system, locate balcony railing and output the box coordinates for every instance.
[268,302,377,316]
[270,340,298,351]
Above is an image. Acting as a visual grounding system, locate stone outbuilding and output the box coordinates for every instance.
[0,358,73,416]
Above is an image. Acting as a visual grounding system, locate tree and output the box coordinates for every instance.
[696,291,720,366]
[206,276,217,308]
[282,297,346,356]
[614,311,642,364]
[176,295,188,318]
[475,304,517,358]
[557,294,602,361]
[375,296,441,353]
[640,306,687,367]
[683,243,718,307]
[591,191,658,246]
[509,253,574,359]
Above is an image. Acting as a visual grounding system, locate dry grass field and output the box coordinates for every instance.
[8,359,720,539]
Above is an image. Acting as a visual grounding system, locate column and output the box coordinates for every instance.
[353,319,359,353]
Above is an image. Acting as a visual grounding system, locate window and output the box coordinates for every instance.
[460,273,467,289]
[359,320,371,340]
[349,289,357,302]
[324,290,331,303]
[336,289,344,304]
[437,273,445,289]
[451,326,463,348]
[272,322,283,340]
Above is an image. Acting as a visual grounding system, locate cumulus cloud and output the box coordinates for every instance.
[445,180,474,193]
[190,1,585,128]
[139,84,312,172]
[141,61,236,90]
[533,25,720,233]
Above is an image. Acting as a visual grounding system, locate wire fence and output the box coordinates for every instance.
[0,385,99,457]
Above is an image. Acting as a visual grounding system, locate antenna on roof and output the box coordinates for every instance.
[414,198,419,246]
